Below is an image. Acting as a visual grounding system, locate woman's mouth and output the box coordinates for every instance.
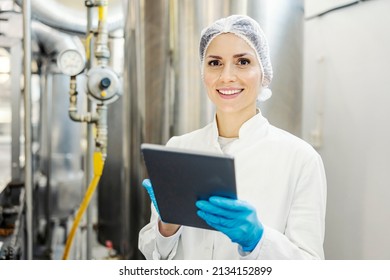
[217,88,243,98]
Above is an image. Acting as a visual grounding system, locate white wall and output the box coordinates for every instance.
[303,0,390,259]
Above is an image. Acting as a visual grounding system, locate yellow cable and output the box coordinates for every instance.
[98,5,107,22]
[62,152,105,260]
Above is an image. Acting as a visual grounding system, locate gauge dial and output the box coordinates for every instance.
[57,49,85,76]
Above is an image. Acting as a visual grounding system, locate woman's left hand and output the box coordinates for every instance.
[196,196,263,252]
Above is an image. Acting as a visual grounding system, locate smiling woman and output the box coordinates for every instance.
[138,15,327,260]
[203,33,262,137]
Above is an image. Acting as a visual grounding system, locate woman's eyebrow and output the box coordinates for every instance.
[206,53,253,59]
[233,53,252,58]
[206,55,222,59]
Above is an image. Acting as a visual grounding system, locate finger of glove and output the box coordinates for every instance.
[142,178,153,192]
[198,211,261,251]
[199,201,264,252]
[142,179,155,198]
[196,200,241,220]
[200,217,245,244]
[142,179,160,215]
[208,196,253,212]
[197,210,238,228]
[204,217,259,250]
[199,208,262,240]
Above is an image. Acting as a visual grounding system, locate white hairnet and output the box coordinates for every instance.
[199,15,273,91]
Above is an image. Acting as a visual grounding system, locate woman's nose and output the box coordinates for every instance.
[219,63,237,82]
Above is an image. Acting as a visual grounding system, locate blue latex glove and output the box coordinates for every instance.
[196,196,264,252]
[142,179,160,216]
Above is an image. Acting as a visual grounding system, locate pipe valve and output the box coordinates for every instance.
[86,66,120,104]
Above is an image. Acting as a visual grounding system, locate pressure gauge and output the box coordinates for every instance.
[57,49,86,76]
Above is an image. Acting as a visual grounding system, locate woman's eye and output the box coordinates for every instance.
[208,60,221,66]
[238,58,250,65]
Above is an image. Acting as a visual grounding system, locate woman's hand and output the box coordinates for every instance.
[158,221,180,237]
[196,196,263,252]
[142,179,160,215]
[142,179,180,237]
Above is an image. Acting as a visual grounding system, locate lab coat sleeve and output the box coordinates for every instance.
[241,152,327,260]
[138,204,183,260]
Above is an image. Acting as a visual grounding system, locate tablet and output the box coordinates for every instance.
[141,143,237,230]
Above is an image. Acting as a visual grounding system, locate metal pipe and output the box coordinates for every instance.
[22,0,33,260]
[95,105,108,159]
[86,0,95,261]
[95,0,110,66]
[42,69,53,257]
[68,76,99,123]
[14,0,123,34]
[31,21,83,58]
[9,40,22,182]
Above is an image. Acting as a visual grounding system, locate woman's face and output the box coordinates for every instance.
[203,33,262,115]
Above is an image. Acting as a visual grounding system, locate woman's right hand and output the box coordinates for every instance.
[142,179,160,214]
[158,221,180,237]
[142,179,181,237]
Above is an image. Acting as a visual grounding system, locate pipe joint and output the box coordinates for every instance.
[84,0,95,8]
[68,108,99,123]
[95,105,108,158]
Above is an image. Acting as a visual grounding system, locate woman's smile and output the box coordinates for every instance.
[217,87,244,98]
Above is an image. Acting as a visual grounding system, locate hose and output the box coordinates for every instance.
[62,152,105,260]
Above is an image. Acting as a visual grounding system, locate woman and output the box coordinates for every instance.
[138,15,327,260]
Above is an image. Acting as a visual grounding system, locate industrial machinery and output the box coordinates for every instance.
[0,0,123,260]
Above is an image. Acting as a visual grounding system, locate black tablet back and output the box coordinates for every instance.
[141,143,237,230]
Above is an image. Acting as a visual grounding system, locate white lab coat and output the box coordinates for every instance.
[139,112,327,260]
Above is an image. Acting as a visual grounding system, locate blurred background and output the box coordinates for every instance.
[0,0,389,260]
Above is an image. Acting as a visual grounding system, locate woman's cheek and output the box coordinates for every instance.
[203,72,218,89]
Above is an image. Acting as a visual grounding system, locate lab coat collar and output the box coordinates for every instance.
[210,109,270,146]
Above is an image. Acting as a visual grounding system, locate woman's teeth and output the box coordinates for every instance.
[218,89,242,95]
